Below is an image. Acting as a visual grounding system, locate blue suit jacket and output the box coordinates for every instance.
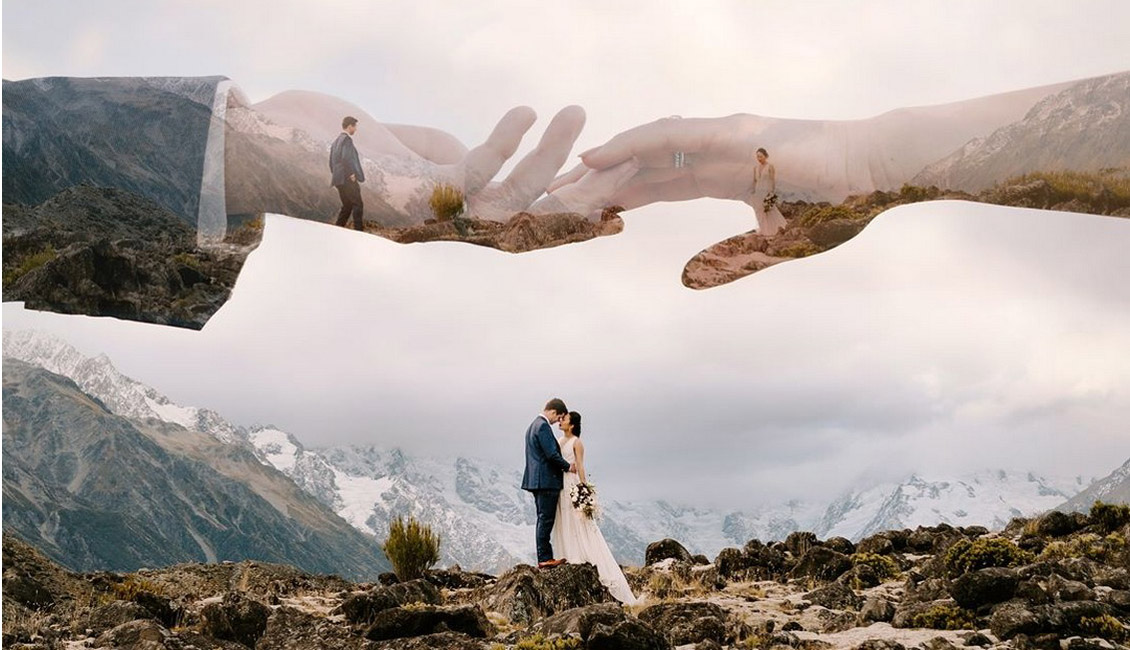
[521,416,571,491]
[329,132,365,186]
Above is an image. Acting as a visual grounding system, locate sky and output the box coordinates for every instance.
[3,1,1130,508]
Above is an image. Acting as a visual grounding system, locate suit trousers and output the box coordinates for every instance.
[532,489,561,563]
[335,180,364,230]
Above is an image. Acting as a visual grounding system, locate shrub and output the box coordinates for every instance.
[851,552,900,581]
[3,245,57,288]
[1038,532,1124,562]
[797,204,857,227]
[1091,501,1130,533]
[944,538,1034,577]
[907,604,976,630]
[1079,614,1127,642]
[429,183,465,222]
[383,516,441,581]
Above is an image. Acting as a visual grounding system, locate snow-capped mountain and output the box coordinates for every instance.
[3,329,245,445]
[3,329,1107,573]
[1058,457,1130,514]
[814,471,1093,541]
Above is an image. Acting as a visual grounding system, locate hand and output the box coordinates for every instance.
[568,463,577,473]
[250,92,638,223]
[349,173,356,182]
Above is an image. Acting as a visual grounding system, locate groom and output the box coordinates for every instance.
[521,397,576,568]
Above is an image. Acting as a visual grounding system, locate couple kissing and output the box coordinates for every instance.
[521,398,638,604]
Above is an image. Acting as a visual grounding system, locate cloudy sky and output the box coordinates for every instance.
[4,1,1130,508]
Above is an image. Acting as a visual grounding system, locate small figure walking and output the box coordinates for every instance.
[330,116,365,231]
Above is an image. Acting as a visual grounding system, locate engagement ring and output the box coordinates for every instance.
[673,151,686,168]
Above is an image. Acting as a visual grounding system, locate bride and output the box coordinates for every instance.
[550,411,639,605]
[752,147,787,236]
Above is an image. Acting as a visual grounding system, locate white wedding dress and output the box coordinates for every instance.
[550,436,639,605]
[752,163,787,236]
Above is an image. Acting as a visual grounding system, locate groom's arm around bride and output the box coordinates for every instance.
[521,398,574,567]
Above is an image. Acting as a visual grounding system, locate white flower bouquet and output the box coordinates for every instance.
[569,481,599,520]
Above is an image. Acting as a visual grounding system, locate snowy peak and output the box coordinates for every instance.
[3,329,245,445]
[815,469,1090,541]
[1058,457,1130,513]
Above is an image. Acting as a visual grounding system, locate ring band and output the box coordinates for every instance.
[673,151,686,168]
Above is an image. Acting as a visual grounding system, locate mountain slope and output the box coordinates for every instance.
[913,71,1130,191]
[1058,457,1130,513]
[1,358,389,578]
[2,76,221,222]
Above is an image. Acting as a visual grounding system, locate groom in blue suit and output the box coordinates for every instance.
[521,397,575,568]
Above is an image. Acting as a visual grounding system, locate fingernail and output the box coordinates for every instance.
[579,147,598,157]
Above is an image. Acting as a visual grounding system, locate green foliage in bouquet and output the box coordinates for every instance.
[383,515,441,581]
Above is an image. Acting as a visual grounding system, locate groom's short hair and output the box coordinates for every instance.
[544,398,567,415]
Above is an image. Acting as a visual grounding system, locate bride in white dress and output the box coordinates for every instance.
[550,411,639,605]
[752,147,787,236]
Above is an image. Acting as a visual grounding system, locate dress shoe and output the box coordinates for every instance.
[537,558,567,568]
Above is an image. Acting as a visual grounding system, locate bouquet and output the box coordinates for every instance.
[763,192,779,212]
[569,481,599,520]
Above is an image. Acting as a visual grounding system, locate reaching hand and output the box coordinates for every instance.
[550,115,764,211]
[251,92,638,223]
[568,463,578,473]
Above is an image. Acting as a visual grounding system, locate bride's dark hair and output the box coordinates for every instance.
[569,411,582,436]
[756,147,769,157]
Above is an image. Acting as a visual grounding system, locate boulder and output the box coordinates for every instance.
[473,563,612,625]
[587,618,672,650]
[1046,574,1096,602]
[645,539,693,566]
[637,601,729,646]
[364,604,494,641]
[714,547,750,580]
[784,532,819,557]
[823,537,856,555]
[530,603,626,640]
[949,568,1020,609]
[89,601,154,634]
[425,568,494,590]
[742,540,790,580]
[803,582,862,611]
[856,534,895,556]
[789,547,853,582]
[258,606,371,650]
[340,579,442,625]
[859,596,896,623]
[93,619,169,649]
[200,591,271,648]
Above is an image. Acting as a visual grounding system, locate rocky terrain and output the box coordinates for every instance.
[4,501,1128,650]
[2,186,257,329]
[682,170,1130,289]
[372,207,624,253]
[2,358,390,579]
